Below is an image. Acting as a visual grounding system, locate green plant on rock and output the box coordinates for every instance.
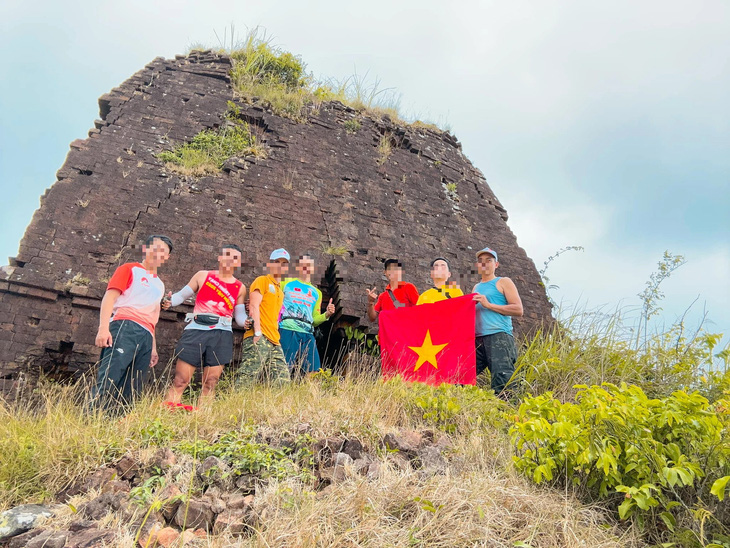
[511,383,730,545]
[177,431,306,482]
[158,123,264,177]
[343,118,362,134]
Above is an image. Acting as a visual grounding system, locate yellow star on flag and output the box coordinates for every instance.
[408,330,448,372]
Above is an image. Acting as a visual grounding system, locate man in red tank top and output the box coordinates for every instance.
[163,244,248,408]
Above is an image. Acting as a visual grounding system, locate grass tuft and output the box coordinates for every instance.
[158,123,266,177]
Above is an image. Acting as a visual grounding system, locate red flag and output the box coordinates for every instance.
[378,295,476,386]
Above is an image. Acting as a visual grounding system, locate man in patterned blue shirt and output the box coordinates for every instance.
[279,254,336,376]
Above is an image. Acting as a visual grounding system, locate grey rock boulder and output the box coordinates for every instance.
[0,504,54,541]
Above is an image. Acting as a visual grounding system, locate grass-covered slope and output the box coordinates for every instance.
[1,375,641,547]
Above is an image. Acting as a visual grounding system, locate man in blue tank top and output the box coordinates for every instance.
[472,247,524,397]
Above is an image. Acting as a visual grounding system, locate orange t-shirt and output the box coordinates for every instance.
[244,275,284,345]
[107,263,165,334]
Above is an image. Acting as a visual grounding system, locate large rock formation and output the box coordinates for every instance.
[0,51,552,396]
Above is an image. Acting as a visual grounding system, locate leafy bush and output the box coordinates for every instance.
[511,383,730,545]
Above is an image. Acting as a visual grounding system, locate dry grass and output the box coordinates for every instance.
[0,372,643,547]
[376,134,392,166]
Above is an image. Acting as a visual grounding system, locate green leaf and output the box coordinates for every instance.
[659,511,676,532]
[711,476,730,501]
[618,498,634,520]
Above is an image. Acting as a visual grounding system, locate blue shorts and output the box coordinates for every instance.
[279,329,321,373]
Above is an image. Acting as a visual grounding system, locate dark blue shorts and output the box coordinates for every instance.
[279,329,321,373]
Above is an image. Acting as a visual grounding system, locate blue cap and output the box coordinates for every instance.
[476,247,498,262]
[269,248,290,261]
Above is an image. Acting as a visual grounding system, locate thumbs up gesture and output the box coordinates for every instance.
[325,298,335,317]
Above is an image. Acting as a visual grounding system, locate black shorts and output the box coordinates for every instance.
[175,329,234,367]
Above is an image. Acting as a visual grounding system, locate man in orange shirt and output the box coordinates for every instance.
[91,235,172,412]
[237,249,291,385]
[366,258,418,322]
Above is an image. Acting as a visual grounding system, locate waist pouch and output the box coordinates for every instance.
[185,313,232,327]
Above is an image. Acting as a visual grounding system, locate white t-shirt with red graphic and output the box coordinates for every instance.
[107,262,165,334]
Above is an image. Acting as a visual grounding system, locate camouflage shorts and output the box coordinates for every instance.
[475,332,518,396]
[235,336,290,386]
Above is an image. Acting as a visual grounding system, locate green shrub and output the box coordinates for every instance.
[158,123,264,176]
[177,430,311,482]
[515,317,729,403]
[343,119,362,134]
[511,383,730,545]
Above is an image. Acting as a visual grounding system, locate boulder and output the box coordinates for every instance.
[115,454,141,480]
[174,499,214,530]
[366,460,382,480]
[8,528,43,548]
[80,491,125,520]
[416,445,448,475]
[101,480,131,495]
[313,437,345,466]
[196,456,231,488]
[65,528,115,548]
[332,452,354,482]
[213,508,255,536]
[226,494,254,511]
[383,431,423,455]
[26,530,70,548]
[352,457,372,475]
[148,447,177,472]
[234,474,258,495]
[158,484,183,521]
[0,504,54,541]
[341,439,364,461]
[154,526,180,547]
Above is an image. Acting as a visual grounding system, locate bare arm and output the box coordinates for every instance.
[366,287,378,322]
[236,284,247,305]
[150,332,158,367]
[96,289,122,347]
[490,278,524,317]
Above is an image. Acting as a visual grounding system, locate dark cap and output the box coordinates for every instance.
[383,258,401,270]
[430,257,450,269]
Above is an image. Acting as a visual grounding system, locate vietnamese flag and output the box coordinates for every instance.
[378,295,477,386]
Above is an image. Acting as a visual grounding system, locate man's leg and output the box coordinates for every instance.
[120,326,153,408]
[301,332,321,374]
[200,365,224,405]
[166,359,197,404]
[199,330,231,404]
[485,332,518,397]
[267,342,291,385]
[279,329,299,372]
[474,335,489,388]
[237,337,267,386]
[91,320,134,411]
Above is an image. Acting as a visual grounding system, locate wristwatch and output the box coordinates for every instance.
[254,331,263,337]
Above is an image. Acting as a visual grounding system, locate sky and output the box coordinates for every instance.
[1,0,728,345]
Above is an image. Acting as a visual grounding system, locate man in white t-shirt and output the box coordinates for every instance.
[91,235,172,412]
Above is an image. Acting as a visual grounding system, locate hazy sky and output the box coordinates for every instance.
[1,1,728,341]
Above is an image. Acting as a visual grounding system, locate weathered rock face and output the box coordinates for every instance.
[0,50,552,395]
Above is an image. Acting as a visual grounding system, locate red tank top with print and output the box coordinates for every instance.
[193,272,242,317]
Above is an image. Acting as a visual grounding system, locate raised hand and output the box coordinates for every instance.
[366,287,378,304]
[326,298,335,317]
